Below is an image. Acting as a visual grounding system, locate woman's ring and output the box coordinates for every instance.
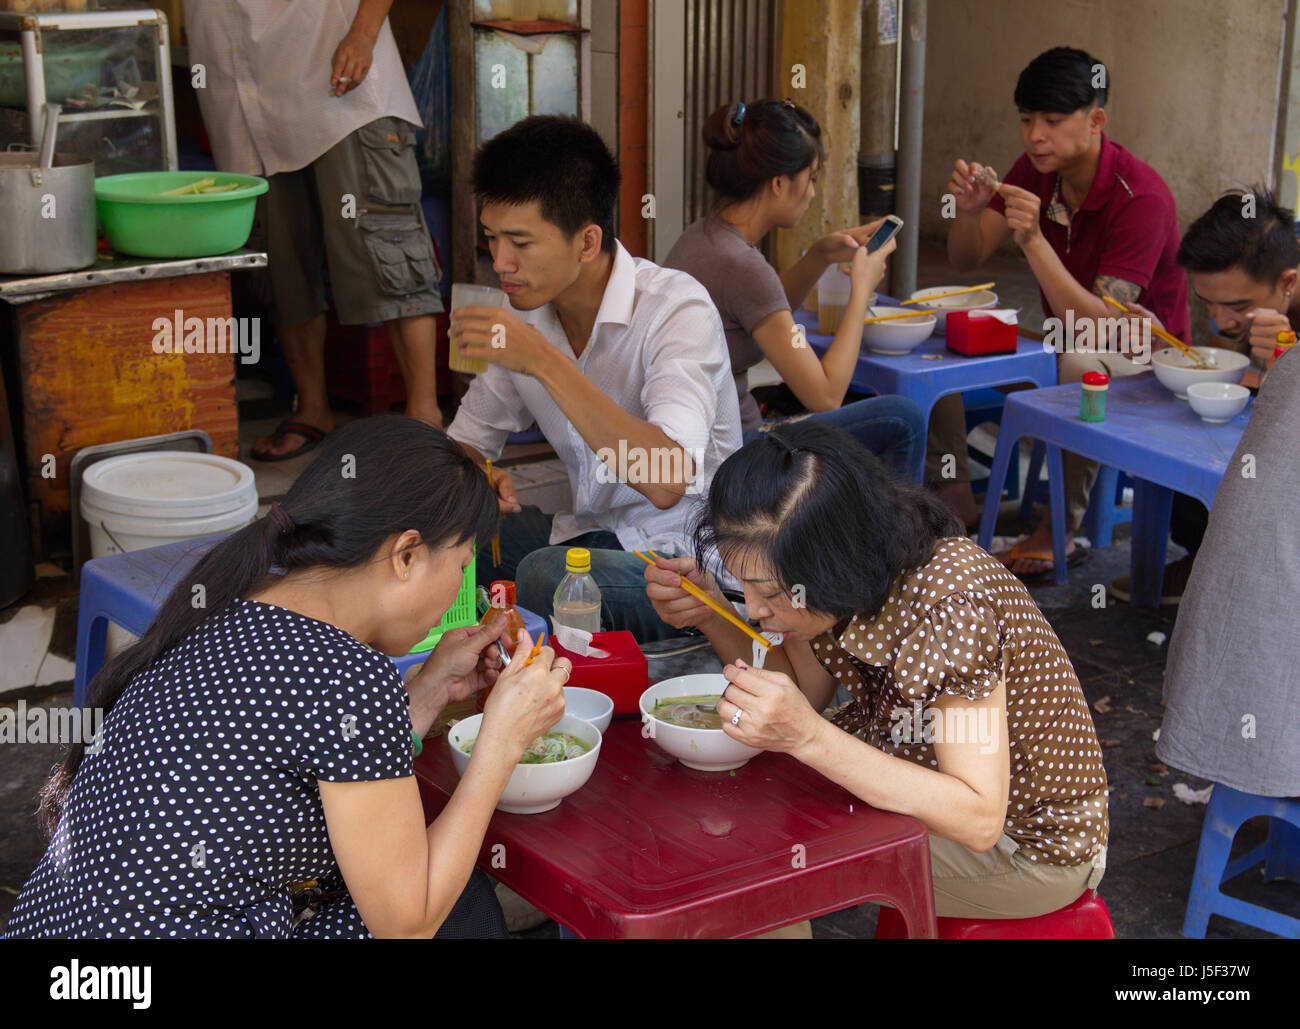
[337,76,353,83]
[731,710,742,726]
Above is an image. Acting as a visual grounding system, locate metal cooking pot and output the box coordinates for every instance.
[0,151,97,274]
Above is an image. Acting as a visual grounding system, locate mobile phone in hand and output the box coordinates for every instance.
[866,214,904,253]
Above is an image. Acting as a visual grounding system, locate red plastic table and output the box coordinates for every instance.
[415,720,937,938]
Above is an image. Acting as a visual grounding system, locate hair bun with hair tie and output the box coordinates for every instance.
[720,101,746,147]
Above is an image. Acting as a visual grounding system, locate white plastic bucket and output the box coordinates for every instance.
[80,451,258,656]
[81,451,259,556]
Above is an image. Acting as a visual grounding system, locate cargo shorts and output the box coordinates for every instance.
[249,116,443,327]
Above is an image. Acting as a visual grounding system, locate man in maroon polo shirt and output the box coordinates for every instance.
[933,46,1190,577]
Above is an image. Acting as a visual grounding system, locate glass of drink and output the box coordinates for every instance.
[817,264,851,335]
[449,283,507,374]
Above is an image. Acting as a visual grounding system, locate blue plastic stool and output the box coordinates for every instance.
[75,536,548,706]
[1182,784,1300,938]
[74,536,225,705]
[1019,440,1132,546]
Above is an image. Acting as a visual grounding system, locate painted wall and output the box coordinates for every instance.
[917,0,1290,242]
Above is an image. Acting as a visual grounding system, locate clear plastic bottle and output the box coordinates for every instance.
[552,547,602,636]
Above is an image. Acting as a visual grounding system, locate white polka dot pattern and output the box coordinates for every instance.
[812,536,1109,867]
[4,599,412,938]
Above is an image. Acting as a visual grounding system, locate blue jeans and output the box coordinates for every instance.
[742,394,926,482]
[478,505,680,643]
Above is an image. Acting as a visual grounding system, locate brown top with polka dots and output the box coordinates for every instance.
[809,536,1109,867]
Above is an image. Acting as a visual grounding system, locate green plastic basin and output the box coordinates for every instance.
[93,172,269,258]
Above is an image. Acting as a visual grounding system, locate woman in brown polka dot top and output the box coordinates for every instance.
[644,420,1109,919]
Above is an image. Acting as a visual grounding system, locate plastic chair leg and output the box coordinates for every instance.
[1044,444,1069,585]
[1082,466,1120,547]
[1019,440,1045,523]
[1182,801,1239,939]
[1264,818,1300,884]
[74,610,108,707]
[1130,480,1173,608]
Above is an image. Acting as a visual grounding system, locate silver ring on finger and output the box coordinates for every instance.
[731,709,743,727]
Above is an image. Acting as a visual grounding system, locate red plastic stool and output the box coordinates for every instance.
[875,890,1114,939]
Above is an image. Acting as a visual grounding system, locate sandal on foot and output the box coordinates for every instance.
[998,538,1089,581]
[250,420,328,462]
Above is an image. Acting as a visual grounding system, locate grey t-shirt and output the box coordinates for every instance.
[1157,348,1300,795]
[664,216,790,430]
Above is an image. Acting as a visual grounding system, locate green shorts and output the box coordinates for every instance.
[249,116,443,327]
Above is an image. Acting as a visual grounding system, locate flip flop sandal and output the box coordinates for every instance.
[999,538,1090,582]
[250,420,328,462]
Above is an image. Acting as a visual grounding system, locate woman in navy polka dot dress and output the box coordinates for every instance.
[6,417,571,939]
[645,420,1109,920]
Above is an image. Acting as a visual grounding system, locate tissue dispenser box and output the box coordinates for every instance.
[946,309,1018,356]
[550,630,648,716]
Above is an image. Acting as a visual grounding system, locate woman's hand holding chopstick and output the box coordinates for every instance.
[405,615,516,736]
[476,627,570,757]
[642,554,726,631]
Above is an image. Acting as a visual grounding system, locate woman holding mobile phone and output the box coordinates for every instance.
[665,98,925,481]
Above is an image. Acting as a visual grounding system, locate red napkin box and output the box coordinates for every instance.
[945,310,1018,356]
[550,630,648,716]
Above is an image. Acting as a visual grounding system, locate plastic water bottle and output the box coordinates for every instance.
[552,548,602,636]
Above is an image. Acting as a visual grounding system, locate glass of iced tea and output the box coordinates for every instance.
[449,283,508,374]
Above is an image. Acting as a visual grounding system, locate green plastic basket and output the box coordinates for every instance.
[93,172,269,258]
[409,560,477,653]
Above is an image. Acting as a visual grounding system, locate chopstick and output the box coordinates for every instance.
[633,550,771,649]
[901,282,995,305]
[522,631,547,667]
[485,460,501,567]
[864,309,939,325]
[1101,295,1208,366]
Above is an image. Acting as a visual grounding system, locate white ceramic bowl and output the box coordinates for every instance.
[447,713,601,814]
[563,687,613,734]
[863,305,936,354]
[639,675,762,772]
[1151,346,1249,399]
[905,287,998,336]
[1186,382,1250,423]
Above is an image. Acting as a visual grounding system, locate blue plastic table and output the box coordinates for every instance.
[73,535,545,705]
[975,377,1252,604]
[793,306,1057,423]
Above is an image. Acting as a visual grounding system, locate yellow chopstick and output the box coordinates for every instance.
[864,309,939,325]
[901,282,996,305]
[1102,295,1207,366]
[522,631,546,667]
[485,459,501,567]
[633,550,771,649]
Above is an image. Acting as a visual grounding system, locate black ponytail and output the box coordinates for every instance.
[38,416,497,838]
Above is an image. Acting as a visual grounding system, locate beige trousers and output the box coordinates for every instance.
[927,832,1105,919]
[925,353,1150,534]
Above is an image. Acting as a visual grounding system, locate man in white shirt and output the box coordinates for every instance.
[449,116,742,641]
[185,0,444,460]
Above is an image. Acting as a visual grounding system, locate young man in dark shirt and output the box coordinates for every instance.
[934,47,1189,577]
[1110,187,1299,603]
